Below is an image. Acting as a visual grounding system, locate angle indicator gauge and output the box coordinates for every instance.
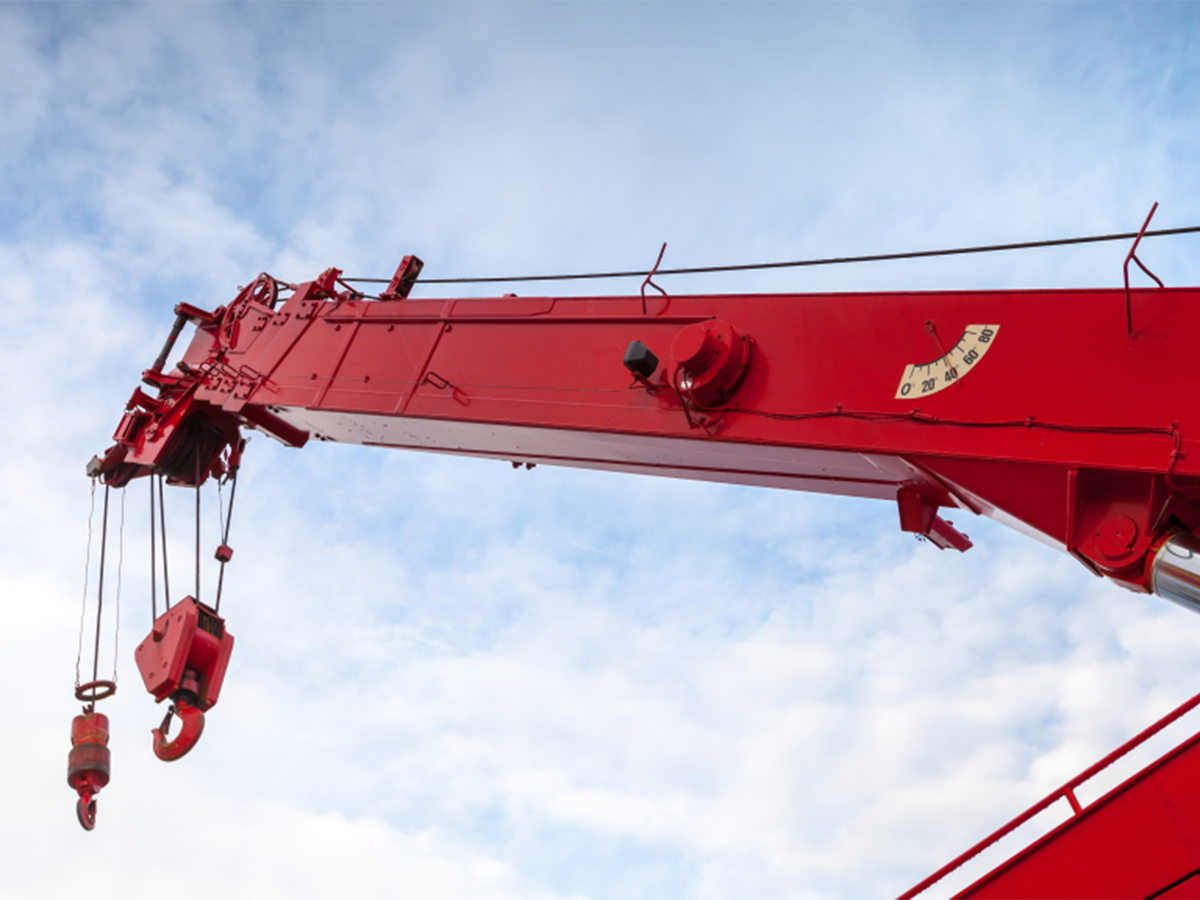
[895,325,999,399]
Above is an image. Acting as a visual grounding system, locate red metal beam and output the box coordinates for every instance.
[97,271,1200,597]
[900,690,1200,899]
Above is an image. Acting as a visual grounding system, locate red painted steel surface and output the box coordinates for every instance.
[97,271,1200,596]
[901,690,1200,898]
[135,596,234,712]
[1159,875,1200,899]
[957,728,1200,898]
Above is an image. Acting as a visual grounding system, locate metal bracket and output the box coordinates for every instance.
[1124,202,1166,336]
[641,243,668,315]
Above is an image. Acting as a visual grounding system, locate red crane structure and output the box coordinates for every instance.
[81,221,1200,894]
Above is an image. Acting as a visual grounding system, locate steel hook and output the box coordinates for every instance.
[152,699,206,762]
[67,709,111,831]
[76,792,97,831]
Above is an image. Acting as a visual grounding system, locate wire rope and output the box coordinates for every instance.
[195,447,201,604]
[339,224,1200,287]
[214,472,238,614]
[150,475,157,622]
[112,488,124,683]
[90,485,110,695]
[75,479,98,689]
[158,473,170,611]
[216,477,224,549]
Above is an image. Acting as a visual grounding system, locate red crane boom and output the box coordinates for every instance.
[90,256,1200,893]
[97,262,1200,602]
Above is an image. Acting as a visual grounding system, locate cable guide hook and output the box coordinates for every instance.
[641,242,668,315]
[1124,202,1166,336]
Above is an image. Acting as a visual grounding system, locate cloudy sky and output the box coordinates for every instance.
[6,3,1200,898]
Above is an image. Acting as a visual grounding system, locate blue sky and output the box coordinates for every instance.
[6,3,1200,898]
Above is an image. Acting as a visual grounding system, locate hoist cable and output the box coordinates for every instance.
[158,473,170,610]
[75,479,98,689]
[149,476,157,622]
[214,472,238,614]
[195,447,201,604]
[91,485,110,697]
[339,224,1200,286]
[112,488,124,683]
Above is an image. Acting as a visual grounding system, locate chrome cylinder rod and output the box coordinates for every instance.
[1152,533,1200,614]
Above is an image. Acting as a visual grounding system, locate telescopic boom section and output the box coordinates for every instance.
[96,262,1200,608]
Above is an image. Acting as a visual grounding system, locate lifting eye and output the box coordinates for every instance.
[623,340,659,379]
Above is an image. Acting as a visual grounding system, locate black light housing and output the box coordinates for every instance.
[623,340,659,379]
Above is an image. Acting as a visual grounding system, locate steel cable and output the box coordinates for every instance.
[340,225,1200,287]
[112,489,124,683]
[158,473,170,611]
[150,476,157,622]
[91,486,110,692]
[74,479,98,689]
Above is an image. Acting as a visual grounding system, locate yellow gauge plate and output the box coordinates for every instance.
[895,325,1000,399]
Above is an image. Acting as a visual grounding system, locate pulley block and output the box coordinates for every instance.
[135,596,234,761]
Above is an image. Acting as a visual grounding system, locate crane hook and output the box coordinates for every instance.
[77,793,98,831]
[151,698,205,762]
[136,601,234,762]
[67,691,114,832]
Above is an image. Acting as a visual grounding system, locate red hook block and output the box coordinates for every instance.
[135,597,234,761]
[67,710,111,831]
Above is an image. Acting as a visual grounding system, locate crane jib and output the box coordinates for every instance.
[83,258,1200,891]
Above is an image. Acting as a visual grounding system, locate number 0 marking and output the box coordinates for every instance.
[894,325,1000,400]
